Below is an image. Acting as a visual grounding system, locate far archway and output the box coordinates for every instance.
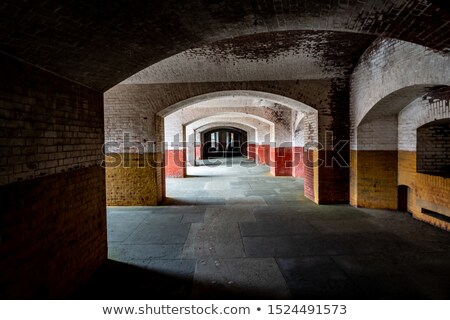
[201,127,248,160]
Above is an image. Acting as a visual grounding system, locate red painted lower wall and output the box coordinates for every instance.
[257,144,271,165]
[195,146,201,160]
[318,150,349,204]
[303,149,315,202]
[165,149,186,178]
[248,143,257,160]
[293,147,305,178]
[270,147,293,176]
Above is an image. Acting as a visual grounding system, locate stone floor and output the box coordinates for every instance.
[76,157,450,299]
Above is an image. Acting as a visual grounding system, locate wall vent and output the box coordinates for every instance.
[421,208,450,224]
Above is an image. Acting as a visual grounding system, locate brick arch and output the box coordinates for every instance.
[158,93,317,197]
[355,85,437,151]
[397,88,450,230]
[183,112,273,141]
[199,125,251,160]
[2,1,448,90]
[162,105,288,179]
[196,123,257,143]
[188,120,264,165]
[413,101,450,131]
[350,85,439,211]
[399,89,450,152]
[188,118,269,143]
[105,84,321,149]
[351,38,450,132]
[184,111,274,126]
[351,83,450,232]
[158,90,315,117]
[160,91,316,150]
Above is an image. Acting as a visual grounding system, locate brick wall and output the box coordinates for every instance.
[396,91,450,230]
[293,147,304,178]
[357,117,398,151]
[351,38,450,142]
[269,147,293,176]
[165,149,186,178]
[257,144,271,165]
[349,37,450,219]
[164,105,291,147]
[398,97,450,151]
[0,167,106,298]
[105,81,328,144]
[0,54,106,298]
[417,122,450,177]
[105,153,160,206]
[105,80,349,205]
[350,150,398,210]
[303,149,316,202]
[0,57,104,186]
[399,151,450,231]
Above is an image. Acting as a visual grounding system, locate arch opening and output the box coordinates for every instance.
[201,127,248,161]
[186,120,261,167]
[351,85,450,230]
[156,90,319,206]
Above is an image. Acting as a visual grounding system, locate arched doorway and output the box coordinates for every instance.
[201,127,248,160]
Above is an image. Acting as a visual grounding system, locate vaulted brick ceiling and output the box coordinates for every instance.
[0,0,448,90]
[122,31,376,83]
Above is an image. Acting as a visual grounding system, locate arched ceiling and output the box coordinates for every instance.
[158,90,315,116]
[186,115,271,133]
[358,85,449,126]
[196,123,257,141]
[196,123,256,134]
[121,31,375,83]
[186,117,266,143]
[0,0,448,91]
[182,113,273,143]
[184,112,274,127]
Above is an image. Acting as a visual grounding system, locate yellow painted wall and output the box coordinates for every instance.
[350,150,398,210]
[350,150,358,206]
[398,151,450,231]
[105,153,160,206]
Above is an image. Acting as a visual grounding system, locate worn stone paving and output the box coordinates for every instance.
[103,158,450,299]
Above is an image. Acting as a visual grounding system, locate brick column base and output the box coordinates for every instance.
[270,147,293,176]
[165,149,186,178]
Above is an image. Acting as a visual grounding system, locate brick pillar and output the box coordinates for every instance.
[105,153,161,206]
[258,144,270,165]
[195,145,201,160]
[248,143,257,160]
[165,149,186,178]
[293,147,305,178]
[313,79,350,204]
[350,115,399,209]
[270,147,294,176]
[350,150,398,209]
[303,149,316,202]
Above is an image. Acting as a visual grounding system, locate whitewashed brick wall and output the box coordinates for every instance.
[399,97,450,151]
[164,105,291,147]
[350,38,450,151]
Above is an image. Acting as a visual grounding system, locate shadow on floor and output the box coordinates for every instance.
[72,260,192,299]
[161,197,198,206]
[161,197,227,206]
[72,259,292,299]
[73,258,450,300]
